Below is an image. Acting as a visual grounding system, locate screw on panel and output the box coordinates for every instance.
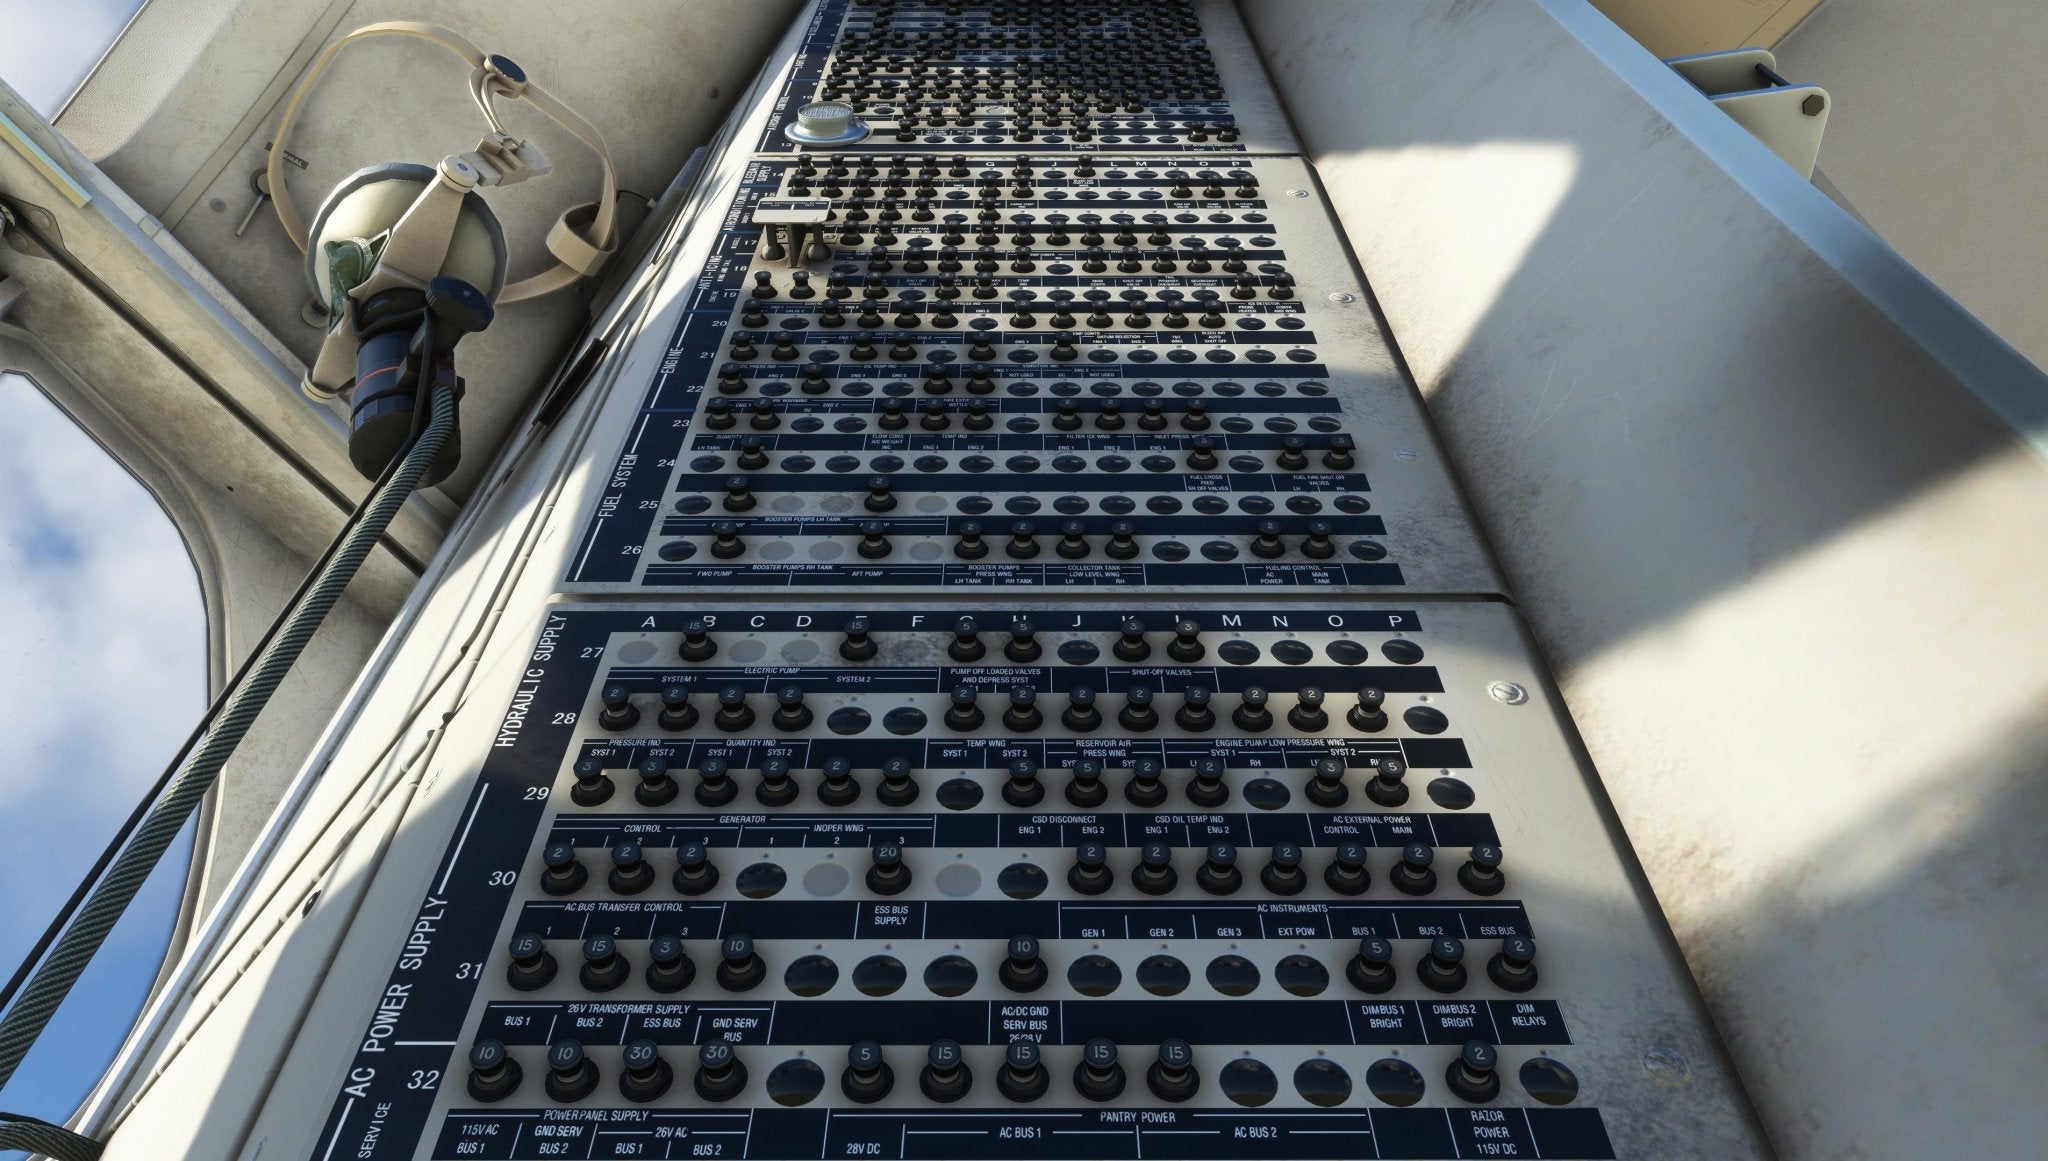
[1642,1045,1693,1086]
[1394,448,1419,462]
[1488,681,1528,705]
[1327,291,1356,304]
[1286,188,1310,198]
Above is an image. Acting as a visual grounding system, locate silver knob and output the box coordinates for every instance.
[786,101,869,145]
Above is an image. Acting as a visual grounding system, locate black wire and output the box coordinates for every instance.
[0,427,414,1020]
[0,1111,62,1125]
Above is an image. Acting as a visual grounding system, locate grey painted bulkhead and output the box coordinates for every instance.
[1240,1,2048,1156]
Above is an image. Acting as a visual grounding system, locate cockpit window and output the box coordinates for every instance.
[0,372,204,1125]
[0,1,149,115]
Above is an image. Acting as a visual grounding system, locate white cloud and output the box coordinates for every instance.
[0,372,204,1121]
[0,0,144,115]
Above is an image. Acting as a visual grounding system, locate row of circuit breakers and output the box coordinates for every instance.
[306,2,1766,1159]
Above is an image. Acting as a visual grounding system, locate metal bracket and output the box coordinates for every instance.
[0,197,62,260]
[1667,48,1830,178]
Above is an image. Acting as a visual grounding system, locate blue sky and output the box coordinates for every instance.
[0,5,205,1135]
[0,367,201,1142]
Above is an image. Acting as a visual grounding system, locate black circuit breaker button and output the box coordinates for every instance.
[544,1040,599,1102]
[864,475,897,512]
[1147,1039,1201,1102]
[1006,618,1043,661]
[999,934,1050,993]
[1447,1040,1502,1104]
[696,758,739,807]
[1119,686,1159,732]
[1066,758,1107,807]
[540,841,587,896]
[1459,843,1507,896]
[608,840,655,895]
[673,841,720,896]
[1057,521,1089,559]
[579,934,630,992]
[598,684,639,732]
[818,756,861,806]
[1003,758,1045,806]
[867,842,913,895]
[878,756,921,806]
[1277,437,1309,471]
[635,757,678,807]
[919,1039,973,1102]
[1233,687,1274,732]
[840,616,879,661]
[757,756,799,805]
[858,521,892,559]
[1367,758,1411,808]
[1417,936,1469,994]
[714,685,756,732]
[1115,618,1151,661]
[1261,842,1308,895]
[1126,758,1168,807]
[1326,842,1371,896]
[1062,686,1102,733]
[842,1040,894,1103]
[1347,936,1397,994]
[1004,686,1044,733]
[997,1039,1050,1102]
[954,522,990,560]
[466,1039,522,1102]
[1324,435,1357,470]
[1391,841,1437,895]
[1176,688,1217,733]
[507,931,556,991]
[709,521,745,559]
[1303,521,1337,559]
[1069,840,1114,895]
[619,1039,673,1103]
[1133,841,1179,895]
[1187,756,1228,807]
[1197,842,1243,895]
[645,934,696,993]
[681,619,718,661]
[571,757,614,807]
[1074,1038,1126,1102]
[1307,757,1349,807]
[1107,521,1140,559]
[772,686,813,732]
[716,934,767,991]
[658,686,698,732]
[1289,687,1330,732]
[946,685,986,731]
[1487,936,1540,993]
[950,616,986,660]
[695,1042,748,1102]
[1349,687,1390,732]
